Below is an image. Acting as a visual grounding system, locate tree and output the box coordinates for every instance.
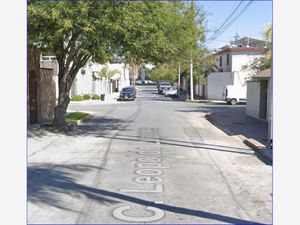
[95,67,120,94]
[28,1,207,130]
[242,24,272,76]
[110,1,191,84]
[28,1,118,130]
[150,63,178,82]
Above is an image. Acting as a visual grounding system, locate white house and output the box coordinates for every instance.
[206,46,265,100]
[70,60,130,97]
[206,38,266,100]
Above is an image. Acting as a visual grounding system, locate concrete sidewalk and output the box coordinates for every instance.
[69,92,120,105]
[205,106,272,164]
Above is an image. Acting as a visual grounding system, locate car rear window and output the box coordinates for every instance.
[122,88,133,92]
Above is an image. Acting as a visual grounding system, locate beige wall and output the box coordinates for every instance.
[40,68,56,120]
[28,48,56,123]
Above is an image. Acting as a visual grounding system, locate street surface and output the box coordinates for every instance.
[28,85,272,224]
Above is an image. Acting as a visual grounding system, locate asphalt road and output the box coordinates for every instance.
[27,85,272,224]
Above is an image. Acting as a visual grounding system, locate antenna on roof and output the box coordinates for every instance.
[246,36,250,47]
[233,31,240,46]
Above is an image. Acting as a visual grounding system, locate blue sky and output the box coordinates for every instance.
[198,0,273,50]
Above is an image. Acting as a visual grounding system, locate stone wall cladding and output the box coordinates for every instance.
[28,48,57,123]
[40,68,56,119]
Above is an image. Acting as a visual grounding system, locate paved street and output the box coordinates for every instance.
[28,86,272,224]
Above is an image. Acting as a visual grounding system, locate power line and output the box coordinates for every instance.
[206,0,245,42]
[208,0,253,43]
[211,1,253,41]
[206,0,254,44]
[208,1,244,40]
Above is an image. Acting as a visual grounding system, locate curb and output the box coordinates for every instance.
[68,114,91,125]
[243,138,266,151]
[242,138,272,165]
[205,114,272,164]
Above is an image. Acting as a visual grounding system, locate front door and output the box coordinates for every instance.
[259,80,268,120]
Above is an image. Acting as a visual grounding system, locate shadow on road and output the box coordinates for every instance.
[94,133,255,156]
[27,115,127,138]
[28,163,262,224]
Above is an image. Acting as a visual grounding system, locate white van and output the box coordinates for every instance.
[223,84,247,105]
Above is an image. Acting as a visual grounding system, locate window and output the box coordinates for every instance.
[219,56,222,67]
[226,54,230,66]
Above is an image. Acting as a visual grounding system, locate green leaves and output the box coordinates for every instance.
[28,1,207,67]
[242,24,272,75]
[96,67,120,80]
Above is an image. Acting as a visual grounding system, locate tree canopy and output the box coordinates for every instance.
[27,1,207,130]
[242,24,272,76]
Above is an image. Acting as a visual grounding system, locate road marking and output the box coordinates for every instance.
[112,205,165,222]
[136,162,170,169]
[136,169,163,176]
[134,176,163,184]
[136,157,162,162]
[120,184,163,193]
[113,127,168,222]
[138,150,161,155]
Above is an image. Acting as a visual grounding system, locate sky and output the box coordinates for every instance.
[198,0,273,50]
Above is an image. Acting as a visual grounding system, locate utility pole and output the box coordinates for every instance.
[190,57,194,101]
[178,63,181,94]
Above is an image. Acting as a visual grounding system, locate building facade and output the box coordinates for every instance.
[70,60,130,97]
[28,48,56,124]
[206,45,265,100]
[246,69,271,122]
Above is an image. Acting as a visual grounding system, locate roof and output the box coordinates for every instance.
[254,69,271,78]
[231,37,268,49]
[215,47,265,55]
[250,69,271,81]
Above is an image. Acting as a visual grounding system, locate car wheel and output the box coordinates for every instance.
[230,98,237,105]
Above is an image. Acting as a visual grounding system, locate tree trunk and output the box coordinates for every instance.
[52,77,71,131]
[51,52,91,131]
[52,67,79,131]
[131,63,140,85]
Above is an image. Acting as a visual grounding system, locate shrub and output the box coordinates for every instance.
[71,95,84,101]
[91,94,100,100]
[83,94,91,100]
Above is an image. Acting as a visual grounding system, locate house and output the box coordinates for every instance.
[246,69,272,122]
[230,36,268,49]
[70,59,130,97]
[28,48,56,124]
[206,39,266,100]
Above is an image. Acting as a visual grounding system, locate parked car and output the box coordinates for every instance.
[164,87,178,97]
[158,81,172,94]
[118,86,136,101]
[222,85,246,105]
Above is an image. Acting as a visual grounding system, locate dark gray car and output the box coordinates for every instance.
[118,86,136,101]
